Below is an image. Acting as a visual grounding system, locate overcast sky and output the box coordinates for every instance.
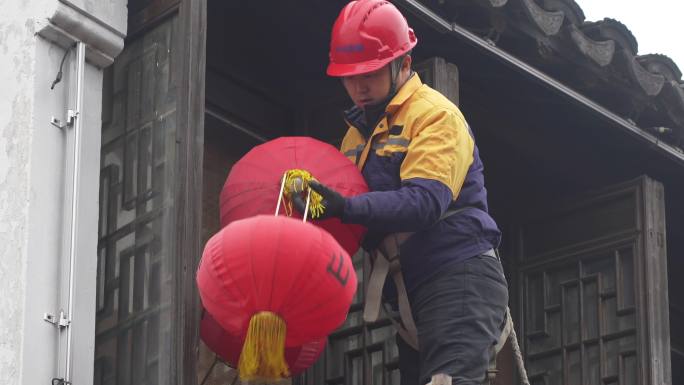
[574,0,684,72]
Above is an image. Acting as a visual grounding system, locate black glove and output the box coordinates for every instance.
[292,180,346,220]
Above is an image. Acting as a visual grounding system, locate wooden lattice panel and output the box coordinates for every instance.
[523,246,638,385]
[518,178,670,385]
[94,17,178,385]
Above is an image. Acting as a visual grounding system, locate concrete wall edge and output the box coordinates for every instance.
[35,1,126,68]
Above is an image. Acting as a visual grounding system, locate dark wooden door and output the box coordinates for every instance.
[95,0,206,384]
[515,176,671,385]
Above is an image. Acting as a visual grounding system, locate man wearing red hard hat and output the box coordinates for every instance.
[295,1,509,384]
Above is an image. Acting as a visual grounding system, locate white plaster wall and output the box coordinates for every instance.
[0,0,125,383]
[0,3,40,382]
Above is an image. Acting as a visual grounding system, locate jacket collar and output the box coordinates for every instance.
[386,73,422,115]
[343,73,423,135]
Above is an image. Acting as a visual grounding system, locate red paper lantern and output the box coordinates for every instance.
[220,136,368,256]
[197,215,357,380]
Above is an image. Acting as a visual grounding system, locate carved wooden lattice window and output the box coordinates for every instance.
[518,177,671,385]
[94,17,180,385]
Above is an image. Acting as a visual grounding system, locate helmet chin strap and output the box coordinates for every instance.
[389,55,405,96]
[364,55,409,113]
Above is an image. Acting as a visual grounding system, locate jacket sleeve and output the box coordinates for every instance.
[341,108,474,232]
[342,178,453,232]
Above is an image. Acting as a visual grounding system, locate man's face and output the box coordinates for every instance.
[341,65,391,108]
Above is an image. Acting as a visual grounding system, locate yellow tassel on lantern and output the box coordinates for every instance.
[281,169,326,219]
[237,311,290,382]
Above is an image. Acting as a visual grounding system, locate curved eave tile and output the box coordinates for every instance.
[447,0,684,146]
[519,0,565,36]
[568,23,615,67]
[541,0,584,25]
[637,54,682,82]
[581,18,638,55]
[618,50,665,96]
[660,81,684,128]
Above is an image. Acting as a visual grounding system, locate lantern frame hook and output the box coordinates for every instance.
[275,172,311,222]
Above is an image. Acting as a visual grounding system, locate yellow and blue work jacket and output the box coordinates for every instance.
[339,74,501,292]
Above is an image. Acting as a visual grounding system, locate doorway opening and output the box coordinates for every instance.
[198,1,681,384]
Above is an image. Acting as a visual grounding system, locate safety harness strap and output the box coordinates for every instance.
[363,208,473,350]
[485,307,514,384]
[389,250,419,349]
[363,249,391,322]
[363,232,417,349]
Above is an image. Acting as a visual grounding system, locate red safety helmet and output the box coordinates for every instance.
[327,0,418,77]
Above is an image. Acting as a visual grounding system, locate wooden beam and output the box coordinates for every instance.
[175,0,206,383]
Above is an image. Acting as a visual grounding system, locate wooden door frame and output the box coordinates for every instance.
[174,0,206,383]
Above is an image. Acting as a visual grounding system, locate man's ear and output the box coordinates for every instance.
[402,55,412,74]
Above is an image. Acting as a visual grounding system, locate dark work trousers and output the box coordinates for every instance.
[396,252,509,385]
